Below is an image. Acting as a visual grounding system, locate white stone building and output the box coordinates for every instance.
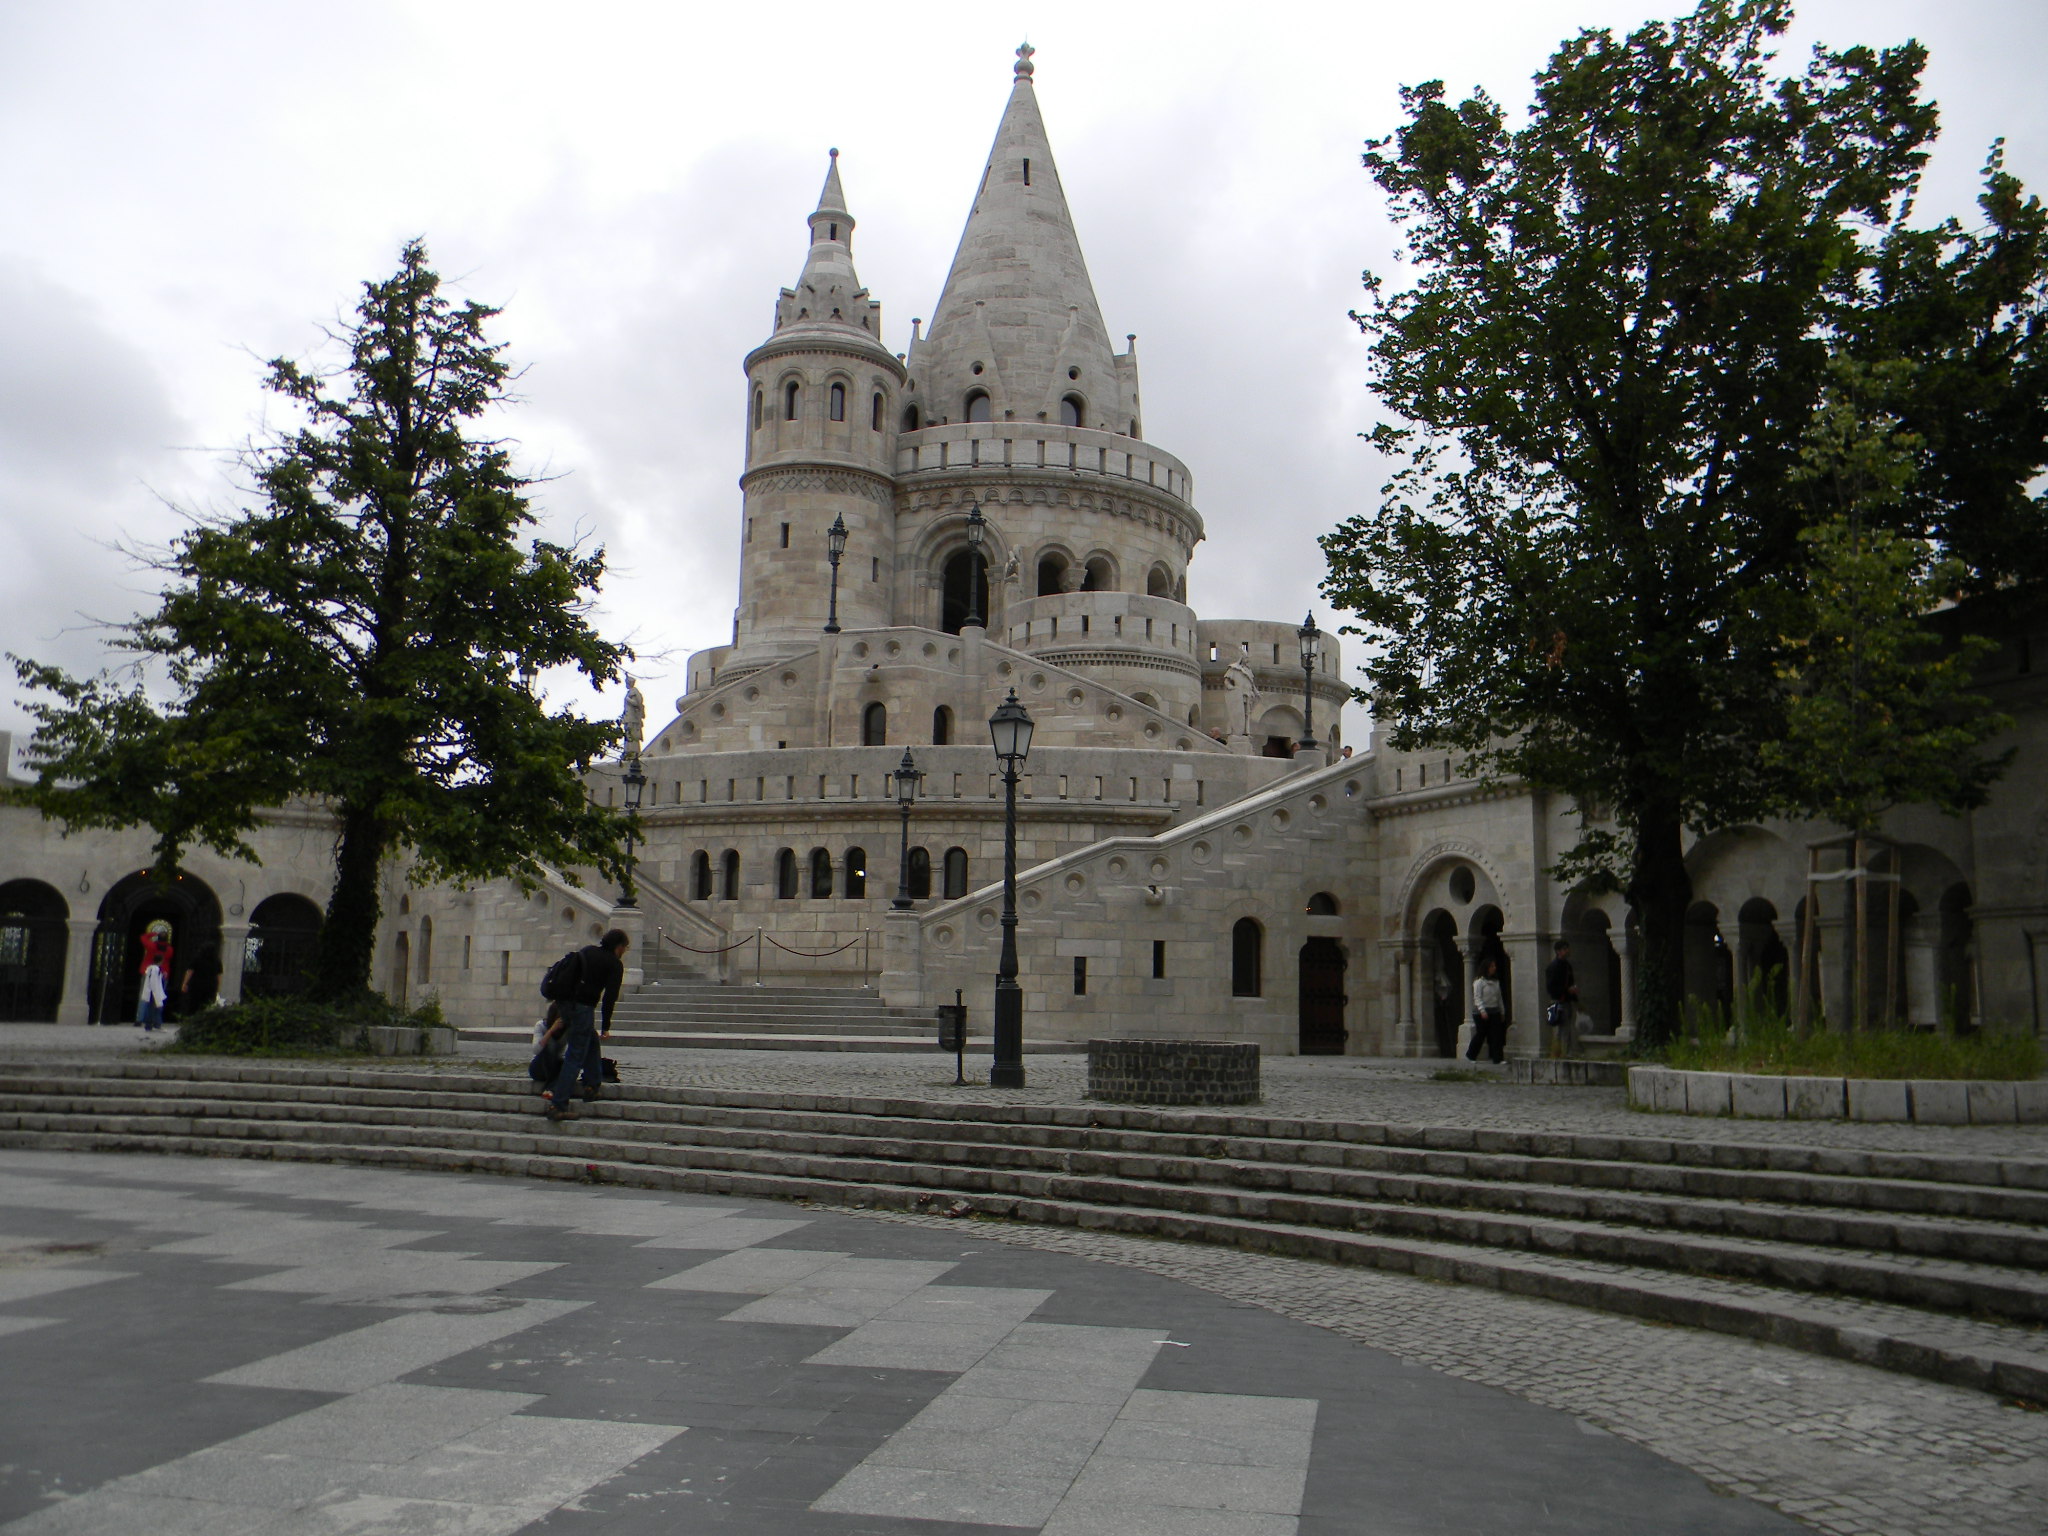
[3,48,2043,1054]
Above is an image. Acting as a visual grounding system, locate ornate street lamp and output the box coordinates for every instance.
[1296,611,1321,753]
[618,754,647,907]
[823,513,849,634]
[892,748,921,911]
[987,688,1034,1088]
[962,502,986,627]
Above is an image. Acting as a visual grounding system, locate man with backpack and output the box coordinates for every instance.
[540,928,629,1122]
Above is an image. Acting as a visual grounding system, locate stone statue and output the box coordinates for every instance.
[1001,550,1021,587]
[620,673,646,758]
[1225,643,1261,740]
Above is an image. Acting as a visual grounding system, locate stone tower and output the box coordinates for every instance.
[733,151,905,659]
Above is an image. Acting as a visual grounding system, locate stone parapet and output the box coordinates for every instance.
[1628,1065,2048,1124]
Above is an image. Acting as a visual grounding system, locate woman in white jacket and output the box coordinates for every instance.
[1465,956,1506,1064]
[138,961,168,1032]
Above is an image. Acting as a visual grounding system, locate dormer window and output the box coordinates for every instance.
[1059,394,1085,427]
[902,404,922,431]
[966,391,992,423]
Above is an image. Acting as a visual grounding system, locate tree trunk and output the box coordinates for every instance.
[315,804,389,1001]
[1627,802,1693,1048]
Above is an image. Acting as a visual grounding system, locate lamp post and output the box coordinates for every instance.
[1296,611,1321,754]
[618,754,647,907]
[962,502,986,627]
[823,513,849,634]
[988,689,1034,1087]
[892,748,920,911]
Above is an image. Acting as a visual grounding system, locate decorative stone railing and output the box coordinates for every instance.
[1627,1065,2048,1124]
[895,422,1193,505]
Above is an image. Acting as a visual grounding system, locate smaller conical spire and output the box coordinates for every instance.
[814,147,849,220]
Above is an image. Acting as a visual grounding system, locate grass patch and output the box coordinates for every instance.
[1429,1067,1500,1084]
[1649,970,2042,1081]
[167,993,447,1058]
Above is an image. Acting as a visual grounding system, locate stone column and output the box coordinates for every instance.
[57,917,98,1025]
[610,904,647,992]
[879,907,925,1011]
[1395,946,1416,1055]
[1901,913,1938,1028]
[1616,936,1637,1041]
[1501,929,1543,1059]
[218,922,251,1005]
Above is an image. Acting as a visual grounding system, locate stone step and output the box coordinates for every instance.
[452,1029,1069,1054]
[20,1082,2043,1269]
[9,1091,2048,1326]
[2,1117,2043,1405]
[19,1061,2047,1201]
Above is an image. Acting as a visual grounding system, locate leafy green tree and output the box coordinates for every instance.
[1322,1,2048,1045]
[10,241,628,1000]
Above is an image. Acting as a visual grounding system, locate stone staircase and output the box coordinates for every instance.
[4,1059,2045,1403]
[460,981,1063,1054]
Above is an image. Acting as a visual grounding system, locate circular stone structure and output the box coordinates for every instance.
[1086,1038,1260,1106]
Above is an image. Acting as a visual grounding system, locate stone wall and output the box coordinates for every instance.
[1086,1037,1260,1105]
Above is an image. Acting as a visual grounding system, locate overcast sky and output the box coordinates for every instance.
[3,0,2043,755]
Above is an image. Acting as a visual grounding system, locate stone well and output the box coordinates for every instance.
[1086,1038,1260,1107]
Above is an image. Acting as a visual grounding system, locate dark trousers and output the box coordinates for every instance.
[544,1002,603,1105]
[1466,1010,1507,1063]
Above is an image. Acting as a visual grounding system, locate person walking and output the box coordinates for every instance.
[138,958,168,1032]
[1466,955,1507,1064]
[1545,939,1581,1054]
[540,929,628,1121]
[175,945,224,1022]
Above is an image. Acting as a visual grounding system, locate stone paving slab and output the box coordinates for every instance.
[0,1148,1804,1536]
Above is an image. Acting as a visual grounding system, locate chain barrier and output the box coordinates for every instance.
[657,929,756,956]
[761,932,870,958]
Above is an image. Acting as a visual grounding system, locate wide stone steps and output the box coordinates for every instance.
[6,1063,2045,1400]
[531,981,966,1051]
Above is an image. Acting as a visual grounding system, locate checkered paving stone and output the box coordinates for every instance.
[0,1149,1800,1535]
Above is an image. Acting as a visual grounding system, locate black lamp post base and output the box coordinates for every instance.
[990,980,1026,1088]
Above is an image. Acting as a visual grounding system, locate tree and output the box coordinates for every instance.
[1322,1,2048,1045]
[1765,363,2012,1027]
[9,241,629,1000]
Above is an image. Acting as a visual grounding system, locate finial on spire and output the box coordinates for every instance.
[1014,41,1034,79]
[829,147,838,159]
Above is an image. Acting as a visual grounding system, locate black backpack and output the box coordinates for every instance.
[539,948,583,1002]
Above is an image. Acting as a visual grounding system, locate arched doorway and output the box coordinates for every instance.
[1298,938,1347,1055]
[88,870,222,1025]
[391,930,410,1006]
[1421,909,1462,1058]
[940,550,989,634]
[0,879,69,1022]
[243,894,323,1000]
[1735,898,1789,1021]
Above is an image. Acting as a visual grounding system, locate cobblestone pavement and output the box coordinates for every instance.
[844,1203,2048,1536]
[0,1150,1804,1536]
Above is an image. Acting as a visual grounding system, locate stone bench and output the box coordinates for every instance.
[1628,1065,2048,1124]
[1087,1039,1260,1107]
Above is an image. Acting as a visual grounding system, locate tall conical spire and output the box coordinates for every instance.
[907,45,1139,433]
[773,148,885,344]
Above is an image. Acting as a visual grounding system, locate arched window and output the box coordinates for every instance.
[1037,553,1069,596]
[902,404,921,431]
[1306,892,1340,915]
[943,847,969,900]
[940,550,989,634]
[844,848,867,899]
[776,849,799,900]
[932,706,953,745]
[1059,394,1085,427]
[753,390,763,428]
[829,383,846,421]
[783,381,800,421]
[720,850,741,900]
[861,702,887,745]
[871,391,884,430]
[1231,918,1263,997]
[810,849,834,899]
[692,851,713,900]
[1082,556,1112,592]
[965,391,992,423]
[908,847,932,900]
[418,916,433,983]
[1147,565,1174,598]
